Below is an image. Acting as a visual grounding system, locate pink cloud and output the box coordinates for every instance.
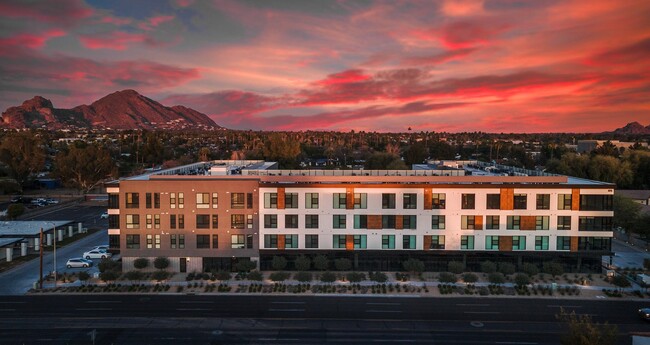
[79,31,152,50]
[0,0,92,24]
[0,29,66,55]
[175,0,194,7]
[100,16,132,26]
[139,15,175,30]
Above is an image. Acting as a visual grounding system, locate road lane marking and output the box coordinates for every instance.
[268,308,305,312]
[366,310,403,313]
[366,302,400,306]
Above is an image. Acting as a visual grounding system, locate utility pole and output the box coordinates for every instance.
[39,228,43,289]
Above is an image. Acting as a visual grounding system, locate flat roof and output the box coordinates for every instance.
[0,221,74,237]
[0,237,24,247]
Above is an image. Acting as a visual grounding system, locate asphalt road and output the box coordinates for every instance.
[0,295,647,344]
[0,204,108,295]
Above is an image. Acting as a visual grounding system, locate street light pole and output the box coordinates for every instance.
[50,223,57,288]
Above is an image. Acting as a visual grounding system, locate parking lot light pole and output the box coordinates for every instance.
[49,222,57,288]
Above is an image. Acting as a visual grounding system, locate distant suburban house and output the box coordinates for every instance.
[616,190,650,206]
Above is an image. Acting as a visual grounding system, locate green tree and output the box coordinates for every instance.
[462,273,478,283]
[498,262,516,275]
[488,272,506,284]
[272,256,287,271]
[294,271,312,282]
[610,275,631,289]
[247,271,263,281]
[99,270,119,283]
[369,272,388,283]
[78,271,90,285]
[320,271,337,283]
[448,261,465,274]
[294,256,311,271]
[556,308,618,345]
[480,261,497,273]
[0,132,45,186]
[522,263,539,277]
[53,144,115,193]
[6,204,25,220]
[402,258,425,275]
[152,270,169,282]
[133,258,149,270]
[125,270,144,282]
[365,152,406,169]
[234,259,257,272]
[334,258,352,271]
[98,258,120,273]
[438,272,457,283]
[216,270,232,281]
[313,255,329,271]
[154,257,170,270]
[514,273,530,286]
[346,272,365,282]
[403,142,428,166]
[613,195,641,232]
[543,262,564,277]
[198,147,211,161]
[632,213,650,239]
[263,133,301,168]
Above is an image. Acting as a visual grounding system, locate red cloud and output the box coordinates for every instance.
[100,16,132,26]
[0,29,65,53]
[139,15,175,30]
[401,48,476,66]
[163,90,282,118]
[586,37,650,66]
[0,0,92,24]
[79,32,152,50]
[314,69,371,86]
[439,21,507,49]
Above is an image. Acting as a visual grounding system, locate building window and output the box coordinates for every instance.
[354,235,367,249]
[197,235,210,249]
[305,235,319,248]
[264,235,278,249]
[403,193,417,209]
[461,194,475,209]
[430,235,445,249]
[578,217,613,231]
[178,214,184,229]
[178,234,185,249]
[558,194,572,210]
[333,193,347,209]
[170,234,177,249]
[382,193,396,209]
[212,234,218,248]
[354,215,368,229]
[431,215,445,229]
[485,235,499,250]
[580,195,613,211]
[461,215,476,230]
[285,193,298,208]
[247,234,253,248]
[264,214,277,228]
[212,215,218,229]
[535,216,549,230]
[557,236,571,250]
[558,216,571,230]
[512,236,526,250]
[231,234,245,249]
[402,215,417,229]
[146,214,152,229]
[486,194,500,209]
[264,193,278,209]
[285,215,298,228]
[354,193,367,209]
[231,214,245,229]
[196,193,210,208]
[382,235,395,249]
[460,235,474,249]
[170,215,176,229]
[536,194,550,210]
[486,216,500,230]
[170,192,176,209]
[108,194,119,209]
[535,236,549,250]
[212,193,218,208]
[402,235,416,249]
[196,215,210,229]
[126,234,140,249]
[578,237,611,251]
[178,192,184,209]
[246,193,253,208]
[305,193,319,209]
[125,193,139,208]
[305,215,319,229]
[432,193,446,209]
[247,214,253,229]
[146,234,153,249]
[513,194,527,210]
[333,215,346,229]
[382,215,396,229]
[146,193,152,209]
[153,193,159,208]
[507,216,521,230]
[231,193,245,209]
[333,235,346,249]
[108,215,119,229]
[126,214,140,229]
[154,214,160,229]
[285,235,298,249]
[154,235,160,248]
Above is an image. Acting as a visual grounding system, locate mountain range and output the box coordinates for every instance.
[607,122,650,135]
[0,90,219,130]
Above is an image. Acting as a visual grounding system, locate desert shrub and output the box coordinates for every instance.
[448,261,465,274]
[133,258,149,270]
[438,272,457,283]
[462,273,478,283]
[480,261,497,273]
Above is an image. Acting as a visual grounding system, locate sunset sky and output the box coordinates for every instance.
[1,0,649,132]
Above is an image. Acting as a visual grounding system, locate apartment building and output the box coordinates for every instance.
[109,161,614,272]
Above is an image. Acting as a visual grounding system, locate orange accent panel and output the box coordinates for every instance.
[396,215,404,230]
[346,187,354,210]
[570,236,579,252]
[346,235,354,251]
[368,215,382,229]
[500,188,514,210]
[572,189,580,211]
[423,236,431,251]
[277,187,285,209]
[499,236,512,251]
[520,216,536,230]
[474,216,483,230]
[277,235,285,250]
[423,188,432,210]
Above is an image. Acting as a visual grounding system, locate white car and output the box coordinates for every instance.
[83,249,112,260]
[100,212,109,219]
[90,245,109,252]
[66,258,93,268]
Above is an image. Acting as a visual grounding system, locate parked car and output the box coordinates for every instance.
[10,196,22,203]
[90,245,109,252]
[66,258,93,268]
[83,249,112,260]
[45,198,59,205]
[639,308,650,321]
[100,212,109,219]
